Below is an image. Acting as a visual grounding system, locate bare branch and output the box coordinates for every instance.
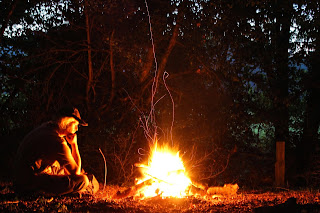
[0,0,18,43]
[85,0,93,109]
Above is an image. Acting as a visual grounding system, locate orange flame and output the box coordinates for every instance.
[136,143,192,198]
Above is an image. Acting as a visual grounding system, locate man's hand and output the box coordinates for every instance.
[64,133,81,175]
[65,133,77,145]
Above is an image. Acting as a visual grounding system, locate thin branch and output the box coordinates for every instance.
[85,0,93,109]
[108,30,116,107]
[0,0,18,43]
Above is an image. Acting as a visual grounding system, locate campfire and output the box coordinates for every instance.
[113,142,239,199]
[134,142,192,198]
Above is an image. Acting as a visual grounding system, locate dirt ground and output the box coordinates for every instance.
[1,182,320,212]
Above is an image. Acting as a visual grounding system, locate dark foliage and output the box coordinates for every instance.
[1,0,320,187]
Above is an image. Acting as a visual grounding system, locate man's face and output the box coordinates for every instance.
[65,118,79,134]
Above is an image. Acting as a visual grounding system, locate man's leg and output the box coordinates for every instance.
[34,174,89,196]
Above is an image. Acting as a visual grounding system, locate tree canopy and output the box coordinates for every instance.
[1,0,319,186]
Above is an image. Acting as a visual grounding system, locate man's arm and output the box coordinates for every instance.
[63,134,82,175]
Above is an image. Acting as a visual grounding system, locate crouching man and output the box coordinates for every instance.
[14,106,99,196]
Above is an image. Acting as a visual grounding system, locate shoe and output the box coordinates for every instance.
[85,174,99,195]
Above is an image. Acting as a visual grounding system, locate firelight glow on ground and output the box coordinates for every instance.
[136,143,192,198]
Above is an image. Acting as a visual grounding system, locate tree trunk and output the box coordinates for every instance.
[273,1,291,144]
[109,30,115,107]
[140,46,154,83]
[85,0,93,110]
[150,19,180,108]
[296,6,320,174]
[275,141,285,186]
[271,1,292,185]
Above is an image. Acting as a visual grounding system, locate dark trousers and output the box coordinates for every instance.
[15,174,89,196]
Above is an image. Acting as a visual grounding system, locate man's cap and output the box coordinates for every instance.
[58,106,88,126]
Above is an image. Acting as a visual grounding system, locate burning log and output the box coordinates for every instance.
[115,143,239,199]
[113,178,238,199]
[189,184,207,196]
[188,182,239,197]
[134,163,149,169]
[113,179,154,199]
[207,184,239,196]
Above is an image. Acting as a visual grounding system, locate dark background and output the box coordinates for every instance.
[1,0,319,188]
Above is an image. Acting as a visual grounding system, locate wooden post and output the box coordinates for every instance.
[275,141,285,186]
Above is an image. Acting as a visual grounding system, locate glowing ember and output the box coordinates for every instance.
[136,143,192,198]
